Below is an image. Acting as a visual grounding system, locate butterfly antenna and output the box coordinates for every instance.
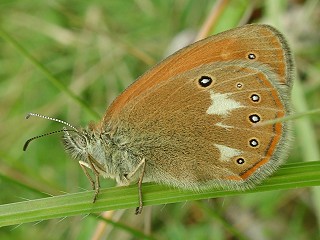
[23,129,77,151]
[24,113,79,151]
[26,112,78,131]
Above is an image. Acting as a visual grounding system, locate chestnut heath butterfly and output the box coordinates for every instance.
[24,24,294,214]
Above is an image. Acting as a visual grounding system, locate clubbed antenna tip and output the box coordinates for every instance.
[25,113,32,119]
[23,112,79,151]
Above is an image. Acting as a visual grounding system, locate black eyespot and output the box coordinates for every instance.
[249,139,259,147]
[236,158,245,165]
[236,83,243,89]
[249,114,260,123]
[198,76,213,87]
[250,94,260,102]
[248,53,256,59]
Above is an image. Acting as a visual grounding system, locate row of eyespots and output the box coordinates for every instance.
[197,54,260,167]
[238,93,261,165]
[237,53,259,166]
[235,66,261,166]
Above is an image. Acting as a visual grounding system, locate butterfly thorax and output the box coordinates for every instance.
[62,124,142,185]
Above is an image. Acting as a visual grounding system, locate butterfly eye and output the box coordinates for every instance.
[198,76,213,87]
[79,136,87,147]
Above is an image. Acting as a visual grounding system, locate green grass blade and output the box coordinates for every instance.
[0,161,319,227]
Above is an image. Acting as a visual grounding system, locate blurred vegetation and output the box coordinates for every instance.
[0,0,319,239]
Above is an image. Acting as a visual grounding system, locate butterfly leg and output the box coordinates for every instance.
[88,154,101,202]
[125,158,146,214]
[136,158,146,215]
[79,154,101,203]
[79,161,95,189]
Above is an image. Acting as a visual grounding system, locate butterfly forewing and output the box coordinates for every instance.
[104,24,293,123]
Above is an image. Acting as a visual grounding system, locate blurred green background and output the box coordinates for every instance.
[0,0,320,239]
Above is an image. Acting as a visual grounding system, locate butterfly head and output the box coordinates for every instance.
[62,122,109,165]
[62,126,91,161]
